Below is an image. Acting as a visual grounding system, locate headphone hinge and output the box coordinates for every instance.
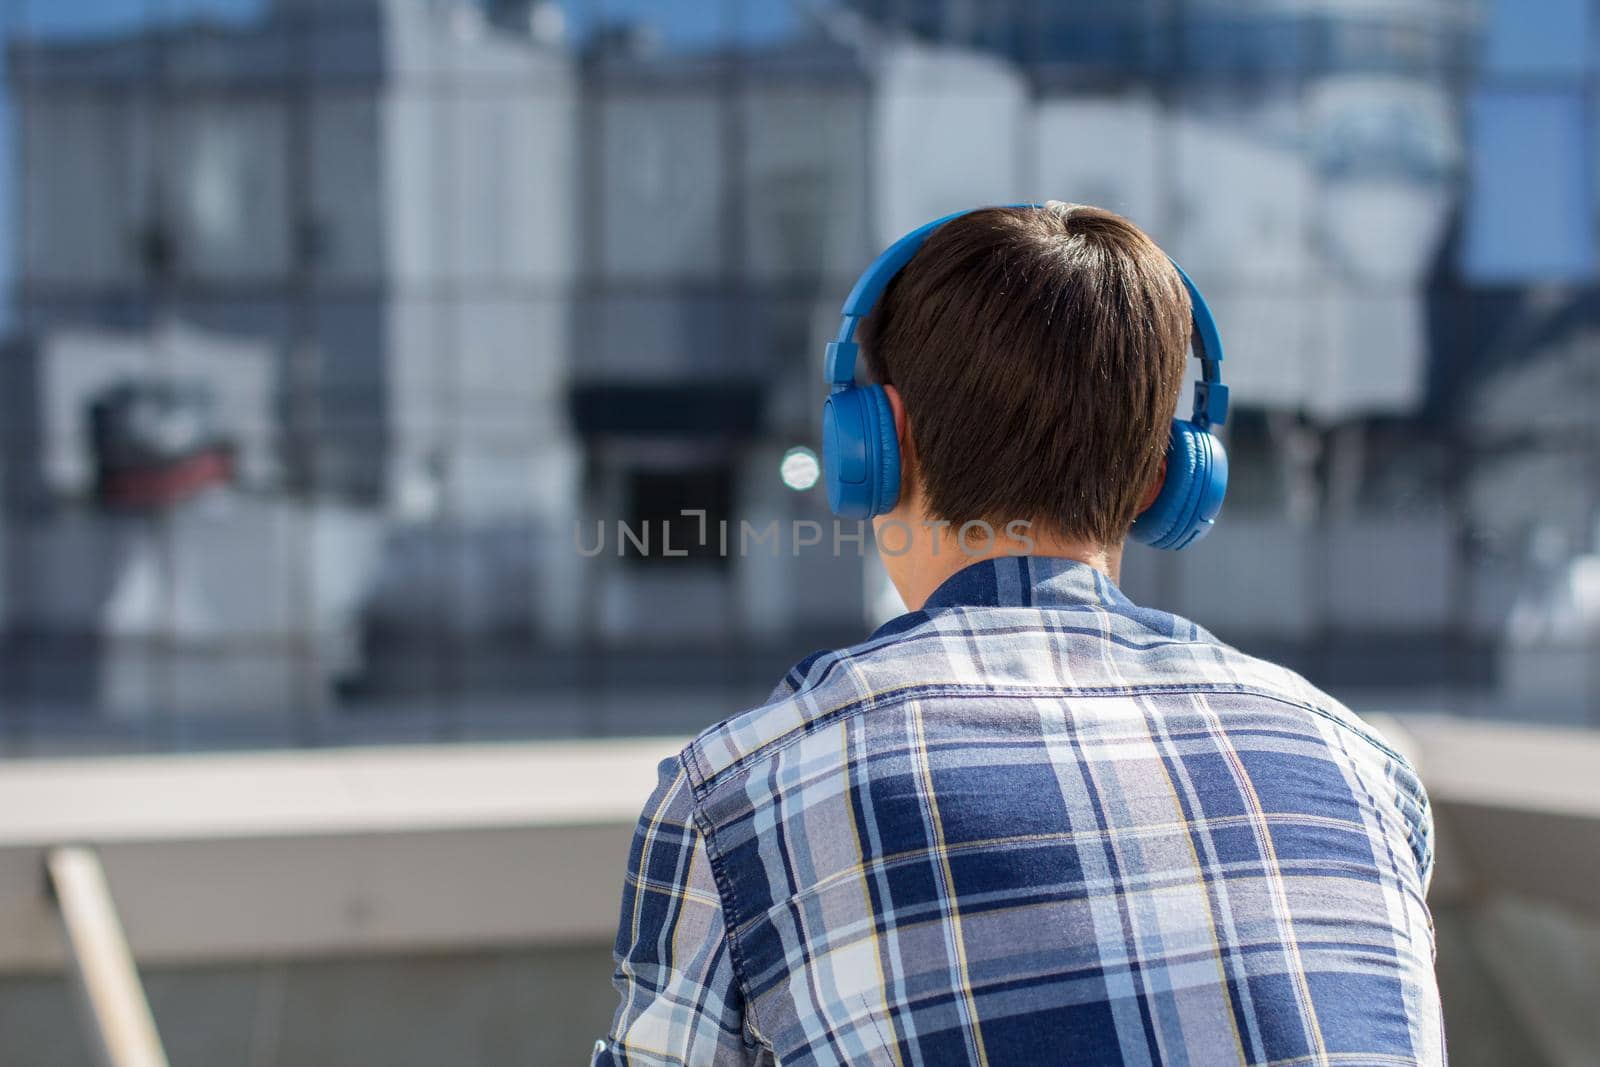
[1193,380,1229,428]
[824,340,858,386]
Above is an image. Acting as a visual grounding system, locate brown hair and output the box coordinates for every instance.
[859,202,1190,546]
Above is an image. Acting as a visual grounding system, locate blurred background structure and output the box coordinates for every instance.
[0,0,1596,1064]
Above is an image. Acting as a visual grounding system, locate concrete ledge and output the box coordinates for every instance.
[1400,716,1600,921]
[0,739,681,972]
[0,739,681,846]
[1,716,1596,973]
[1398,715,1600,821]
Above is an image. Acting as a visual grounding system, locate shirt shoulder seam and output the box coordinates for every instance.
[690,680,1411,799]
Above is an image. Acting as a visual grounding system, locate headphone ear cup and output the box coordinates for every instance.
[821,390,860,518]
[822,385,902,519]
[1130,420,1229,550]
[864,385,901,517]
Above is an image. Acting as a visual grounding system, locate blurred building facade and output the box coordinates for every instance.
[4,0,583,733]
[0,0,1596,743]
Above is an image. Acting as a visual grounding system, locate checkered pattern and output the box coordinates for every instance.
[596,557,1443,1066]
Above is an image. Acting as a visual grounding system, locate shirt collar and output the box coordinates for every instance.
[920,555,1132,613]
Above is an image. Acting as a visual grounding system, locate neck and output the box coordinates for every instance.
[890,526,1123,611]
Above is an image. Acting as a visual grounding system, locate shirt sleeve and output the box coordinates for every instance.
[594,756,769,1067]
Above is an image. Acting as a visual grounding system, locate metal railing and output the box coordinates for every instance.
[45,847,170,1067]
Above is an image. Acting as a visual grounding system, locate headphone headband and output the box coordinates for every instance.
[823,205,1228,429]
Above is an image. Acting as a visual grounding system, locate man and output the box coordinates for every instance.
[594,204,1443,1066]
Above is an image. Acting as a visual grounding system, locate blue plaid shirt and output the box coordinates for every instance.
[596,557,1442,1066]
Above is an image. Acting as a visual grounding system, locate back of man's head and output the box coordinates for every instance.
[860,202,1191,548]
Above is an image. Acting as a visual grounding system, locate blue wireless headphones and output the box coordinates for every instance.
[821,204,1229,549]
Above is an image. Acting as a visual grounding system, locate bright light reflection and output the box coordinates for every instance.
[780,446,820,491]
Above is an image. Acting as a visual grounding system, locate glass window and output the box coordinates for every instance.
[5,0,1600,751]
[1482,0,1588,79]
[597,91,727,280]
[1463,89,1594,283]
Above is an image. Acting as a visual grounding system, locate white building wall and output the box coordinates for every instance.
[1121,516,1458,640]
[1035,95,1166,230]
[872,43,1030,243]
[1036,77,1454,421]
[381,27,578,526]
